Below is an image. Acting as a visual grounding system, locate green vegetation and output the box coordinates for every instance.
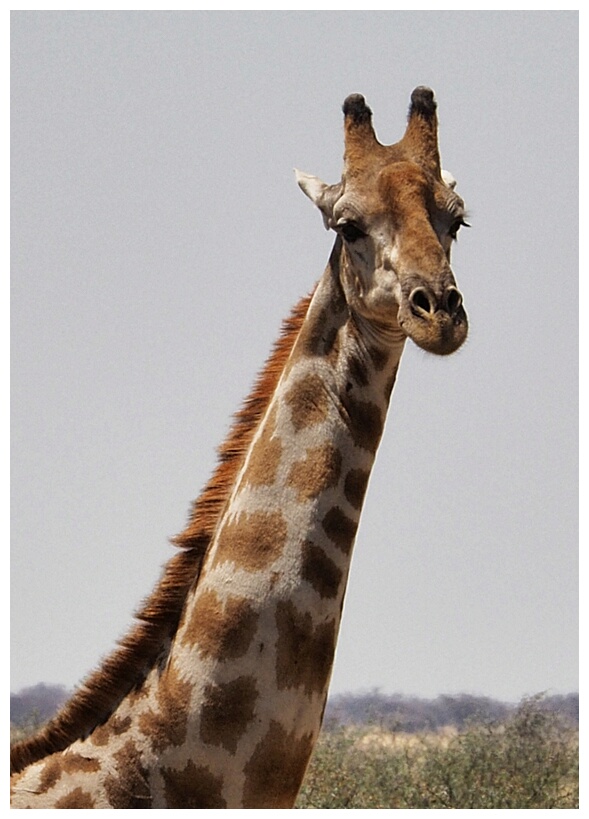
[296,697,579,809]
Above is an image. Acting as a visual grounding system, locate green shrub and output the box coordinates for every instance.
[296,697,578,809]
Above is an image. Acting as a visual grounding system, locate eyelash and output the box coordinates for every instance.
[449,217,470,240]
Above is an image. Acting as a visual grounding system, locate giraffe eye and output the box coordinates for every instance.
[449,217,470,240]
[338,220,367,243]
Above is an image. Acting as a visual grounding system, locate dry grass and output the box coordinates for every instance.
[354,725,458,752]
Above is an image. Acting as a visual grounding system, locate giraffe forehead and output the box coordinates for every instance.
[377,161,431,205]
[339,162,431,222]
[337,160,463,236]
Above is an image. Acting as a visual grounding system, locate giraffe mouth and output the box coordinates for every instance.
[398,286,468,355]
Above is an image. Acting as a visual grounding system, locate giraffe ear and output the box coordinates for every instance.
[441,169,457,190]
[295,170,342,230]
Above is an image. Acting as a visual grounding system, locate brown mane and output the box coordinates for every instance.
[10,290,314,775]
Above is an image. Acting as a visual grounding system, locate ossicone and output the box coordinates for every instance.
[342,94,373,125]
[408,86,437,120]
[400,85,441,178]
[342,92,381,172]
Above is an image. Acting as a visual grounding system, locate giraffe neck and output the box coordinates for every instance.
[160,247,405,805]
[10,242,407,808]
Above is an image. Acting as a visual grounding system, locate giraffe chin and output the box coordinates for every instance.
[399,305,468,356]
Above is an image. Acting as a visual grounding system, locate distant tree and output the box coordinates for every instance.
[11,683,69,726]
[324,691,578,732]
[431,694,509,729]
[539,693,578,726]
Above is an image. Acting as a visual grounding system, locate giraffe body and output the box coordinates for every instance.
[11,87,469,808]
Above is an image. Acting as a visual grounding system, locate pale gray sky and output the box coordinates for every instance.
[11,11,578,702]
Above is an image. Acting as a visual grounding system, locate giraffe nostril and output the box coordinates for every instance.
[409,285,464,319]
[445,286,463,317]
[409,287,433,315]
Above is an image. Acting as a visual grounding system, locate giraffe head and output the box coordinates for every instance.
[297,87,468,355]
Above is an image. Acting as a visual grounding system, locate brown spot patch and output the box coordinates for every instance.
[275,600,336,695]
[344,468,370,510]
[298,305,337,356]
[368,345,390,371]
[301,541,343,599]
[91,714,132,746]
[323,325,340,357]
[62,753,100,775]
[284,372,330,431]
[104,739,152,807]
[244,405,282,487]
[38,753,100,793]
[242,720,315,808]
[347,352,370,386]
[138,660,192,754]
[322,506,358,554]
[214,510,288,572]
[182,588,259,661]
[161,759,226,808]
[37,752,100,794]
[345,396,383,453]
[298,278,346,358]
[37,756,62,793]
[288,442,342,502]
[200,675,258,754]
[55,787,95,808]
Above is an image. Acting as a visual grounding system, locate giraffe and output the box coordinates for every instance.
[11,86,469,808]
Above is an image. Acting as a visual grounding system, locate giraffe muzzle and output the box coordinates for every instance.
[399,284,468,355]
